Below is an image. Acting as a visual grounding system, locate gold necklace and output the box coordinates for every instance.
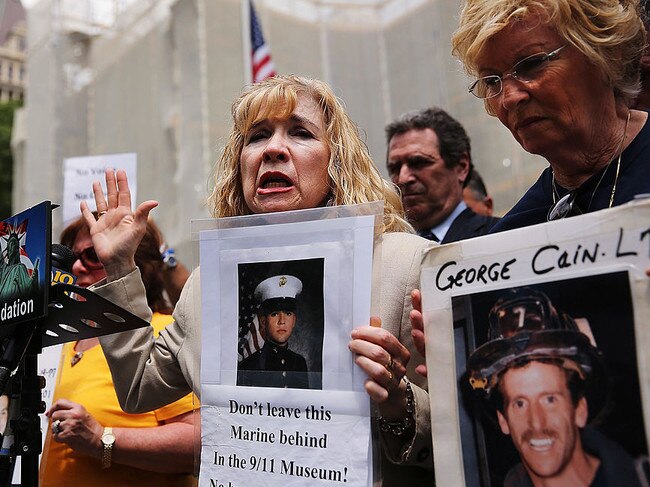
[586,110,631,211]
[606,110,631,208]
[551,110,631,212]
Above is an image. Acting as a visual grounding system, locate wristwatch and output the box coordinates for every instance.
[101,427,116,469]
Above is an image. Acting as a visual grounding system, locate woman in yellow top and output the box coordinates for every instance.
[40,217,197,487]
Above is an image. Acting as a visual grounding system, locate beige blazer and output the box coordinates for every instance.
[96,231,435,485]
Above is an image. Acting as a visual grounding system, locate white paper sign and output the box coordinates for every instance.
[39,344,63,411]
[420,199,650,487]
[62,153,137,224]
[201,386,370,487]
[196,205,381,487]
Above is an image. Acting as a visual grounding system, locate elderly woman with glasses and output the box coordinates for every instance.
[81,75,434,485]
[452,0,650,229]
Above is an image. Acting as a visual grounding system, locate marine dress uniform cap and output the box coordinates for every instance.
[255,275,303,313]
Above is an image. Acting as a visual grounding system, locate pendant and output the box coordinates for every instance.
[71,351,83,367]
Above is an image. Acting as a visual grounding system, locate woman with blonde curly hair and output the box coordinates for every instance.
[209,75,410,233]
[452,0,650,230]
[80,75,434,485]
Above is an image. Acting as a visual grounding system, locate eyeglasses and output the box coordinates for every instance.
[74,247,103,270]
[468,45,567,99]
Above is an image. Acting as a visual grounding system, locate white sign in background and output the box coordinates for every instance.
[197,207,379,487]
[62,153,137,225]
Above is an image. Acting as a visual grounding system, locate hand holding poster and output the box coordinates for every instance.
[420,199,650,487]
[196,204,381,487]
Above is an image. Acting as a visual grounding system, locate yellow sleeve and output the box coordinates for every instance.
[149,312,200,422]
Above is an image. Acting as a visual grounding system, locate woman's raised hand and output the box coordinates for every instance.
[80,168,158,281]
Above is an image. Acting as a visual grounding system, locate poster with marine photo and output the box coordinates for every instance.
[235,258,325,391]
[420,199,650,487]
[195,203,383,487]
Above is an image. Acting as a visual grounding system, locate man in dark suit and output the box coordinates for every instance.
[386,107,499,243]
[237,275,310,389]
[463,169,495,217]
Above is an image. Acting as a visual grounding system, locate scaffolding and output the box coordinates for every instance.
[14,0,544,258]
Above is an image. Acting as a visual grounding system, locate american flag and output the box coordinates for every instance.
[238,266,265,361]
[249,1,276,83]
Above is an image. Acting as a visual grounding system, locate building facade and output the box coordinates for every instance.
[13,0,544,259]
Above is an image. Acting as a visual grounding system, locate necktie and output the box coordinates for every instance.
[420,231,439,242]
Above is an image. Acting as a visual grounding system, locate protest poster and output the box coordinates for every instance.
[420,198,650,487]
[62,153,137,225]
[195,203,382,487]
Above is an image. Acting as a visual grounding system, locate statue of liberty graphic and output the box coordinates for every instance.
[0,220,40,302]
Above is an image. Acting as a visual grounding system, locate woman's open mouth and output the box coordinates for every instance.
[258,172,294,194]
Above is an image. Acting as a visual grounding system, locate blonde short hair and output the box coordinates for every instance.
[452,0,646,107]
[208,75,412,234]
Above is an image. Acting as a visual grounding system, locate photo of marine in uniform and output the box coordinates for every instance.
[451,274,648,486]
[236,259,324,390]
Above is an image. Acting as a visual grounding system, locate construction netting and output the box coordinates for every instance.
[15,0,546,256]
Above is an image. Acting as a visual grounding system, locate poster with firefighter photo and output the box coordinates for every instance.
[420,199,650,487]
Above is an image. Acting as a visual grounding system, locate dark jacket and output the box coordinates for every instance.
[237,341,310,389]
[441,208,500,243]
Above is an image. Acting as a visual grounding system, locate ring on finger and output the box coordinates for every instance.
[97,210,107,218]
[385,355,394,370]
[52,419,62,435]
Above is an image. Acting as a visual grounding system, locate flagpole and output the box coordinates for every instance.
[241,0,253,84]
[197,0,212,183]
